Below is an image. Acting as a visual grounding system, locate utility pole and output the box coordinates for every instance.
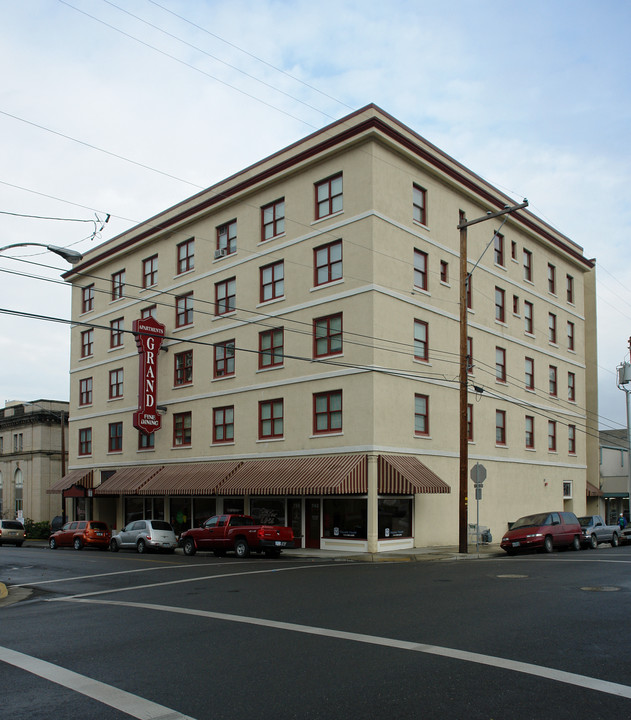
[457,200,528,553]
[616,339,631,524]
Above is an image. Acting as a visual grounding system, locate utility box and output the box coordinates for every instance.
[618,363,631,385]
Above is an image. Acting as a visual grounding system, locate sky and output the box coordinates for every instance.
[1,0,630,430]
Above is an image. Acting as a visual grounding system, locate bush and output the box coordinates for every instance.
[23,518,51,539]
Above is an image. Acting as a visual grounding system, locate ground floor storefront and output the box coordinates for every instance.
[49,454,450,553]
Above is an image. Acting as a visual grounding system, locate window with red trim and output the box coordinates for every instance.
[82,284,94,313]
[315,174,342,219]
[496,410,506,445]
[174,350,193,386]
[109,368,123,399]
[413,184,427,225]
[259,328,283,369]
[568,424,576,454]
[525,416,535,449]
[467,403,473,441]
[79,377,92,406]
[314,313,342,358]
[549,365,558,396]
[143,255,158,288]
[111,270,125,300]
[259,399,284,439]
[523,249,532,281]
[566,274,574,303]
[548,263,556,294]
[414,249,428,290]
[314,240,342,286]
[313,390,342,434]
[414,394,429,436]
[567,321,575,350]
[138,432,154,450]
[414,320,428,361]
[568,372,576,401]
[78,427,92,456]
[215,278,236,315]
[467,336,473,374]
[260,261,284,302]
[548,313,557,344]
[81,329,93,358]
[141,305,156,319]
[494,232,504,266]
[214,340,235,378]
[213,406,234,443]
[177,238,195,274]
[175,292,193,327]
[440,260,448,283]
[525,357,535,390]
[495,287,505,322]
[261,199,285,241]
[110,317,124,348]
[217,220,237,255]
[548,421,557,452]
[496,347,506,382]
[108,422,123,452]
[524,300,533,334]
[173,412,192,446]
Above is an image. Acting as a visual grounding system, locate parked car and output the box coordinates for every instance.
[577,515,620,548]
[501,511,582,554]
[109,519,177,553]
[0,519,25,547]
[49,520,111,550]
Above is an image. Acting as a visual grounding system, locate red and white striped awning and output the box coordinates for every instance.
[48,468,94,494]
[378,455,450,494]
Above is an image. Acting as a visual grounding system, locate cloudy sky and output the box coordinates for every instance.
[1,0,630,430]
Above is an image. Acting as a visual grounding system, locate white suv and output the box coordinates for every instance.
[109,519,177,553]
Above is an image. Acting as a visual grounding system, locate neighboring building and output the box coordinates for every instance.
[58,105,598,551]
[0,399,68,523]
[598,429,630,523]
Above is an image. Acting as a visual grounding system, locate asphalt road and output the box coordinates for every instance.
[1,543,631,719]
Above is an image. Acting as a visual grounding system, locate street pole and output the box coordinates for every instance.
[457,200,528,553]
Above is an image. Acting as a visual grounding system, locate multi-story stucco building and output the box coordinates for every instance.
[58,105,598,551]
[0,399,68,523]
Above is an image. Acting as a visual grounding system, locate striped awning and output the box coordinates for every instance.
[94,465,165,495]
[137,462,243,495]
[48,468,94,494]
[586,481,604,497]
[216,455,367,495]
[378,455,450,494]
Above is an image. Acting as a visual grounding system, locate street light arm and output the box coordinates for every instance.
[0,242,82,264]
[457,200,529,229]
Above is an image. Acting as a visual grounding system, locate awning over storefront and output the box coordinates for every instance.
[94,465,165,495]
[378,455,450,494]
[137,462,243,495]
[586,481,604,497]
[216,455,368,495]
[48,468,94,494]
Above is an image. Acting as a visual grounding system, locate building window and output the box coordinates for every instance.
[549,365,558,396]
[467,336,473,374]
[173,412,192,447]
[525,415,535,449]
[315,173,343,219]
[313,390,342,434]
[78,428,92,456]
[568,372,576,401]
[215,278,236,316]
[467,403,473,441]
[260,260,284,302]
[524,301,534,334]
[82,284,94,313]
[548,421,557,452]
[261,199,285,241]
[138,431,155,450]
[548,313,557,344]
[175,292,193,327]
[109,368,124,399]
[568,425,576,454]
[496,347,506,382]
[495,287,505,323]
[494,232,504,266]
[177,238,195,274]
[110,317,124,348]
[414,394,429,436]
[13,433,23,452]
[496,410,506,446]
[81,329,94,358]
[174,350,193,386]
[108,422,123,453]
[259,399,284,439]
[314,240,342,286]
[511,240,517,260]
[314,313,343,358]
[259,328,284,369]
[141,305,156,319]
[548,263,556,294]
[413,184,427,225]
[563,480,572,499]
[111,270,125,300]
[440,260,449,283]
[214,340,235,378]
[143,255,158,288]
[213,406,234,443]
[79,377,93,406]
[567,321,575,351]
[217,220,237,255]
[513,295,520,315]
[525,357,535,390]
[414,320,428,362]
[523,249,532,281]
[414,249,428,291]
[566,274,574,304]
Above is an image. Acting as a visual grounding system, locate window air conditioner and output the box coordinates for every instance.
[214,248,227,259]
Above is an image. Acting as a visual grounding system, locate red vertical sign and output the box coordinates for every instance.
[132,316,166,434]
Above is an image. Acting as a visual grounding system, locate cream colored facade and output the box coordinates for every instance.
[61,105,598,551]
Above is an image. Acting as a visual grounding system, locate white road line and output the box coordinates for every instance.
[0,644,196,719]
[69,598,631,701]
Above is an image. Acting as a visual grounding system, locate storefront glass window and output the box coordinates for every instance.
[378,498,412,539]
[223,497,244,515]
[193,498,216,527]
[250,498,286,525]
[169,497,192,536]
[125,497,143,524]
[323,498,367,539]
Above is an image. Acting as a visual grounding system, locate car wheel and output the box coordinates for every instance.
[590,534,598,549]
[137,539,146,554]
[182,538,196,556]
[571,535,581,551]
[611,533,619,547]
[543,535,554,553]
[109,539,119,552]
[49,537,57,550]
[234,538,250,558]
[73,537,83,551]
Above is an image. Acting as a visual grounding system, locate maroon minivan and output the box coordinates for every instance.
[501,511,582,554]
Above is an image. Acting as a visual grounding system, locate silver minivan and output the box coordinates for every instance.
[0,519,25,546]
[109,519,177,553]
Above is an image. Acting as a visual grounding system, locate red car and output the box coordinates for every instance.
[49,520,111,551]
[501,511,582,554]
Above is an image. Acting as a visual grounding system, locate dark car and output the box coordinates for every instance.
[501,511,582,554]
[49,520,111,550]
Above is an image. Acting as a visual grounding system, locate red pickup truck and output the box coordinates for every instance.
[180,514,295,558]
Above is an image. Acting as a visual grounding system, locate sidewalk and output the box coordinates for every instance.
[284,543,503,562]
